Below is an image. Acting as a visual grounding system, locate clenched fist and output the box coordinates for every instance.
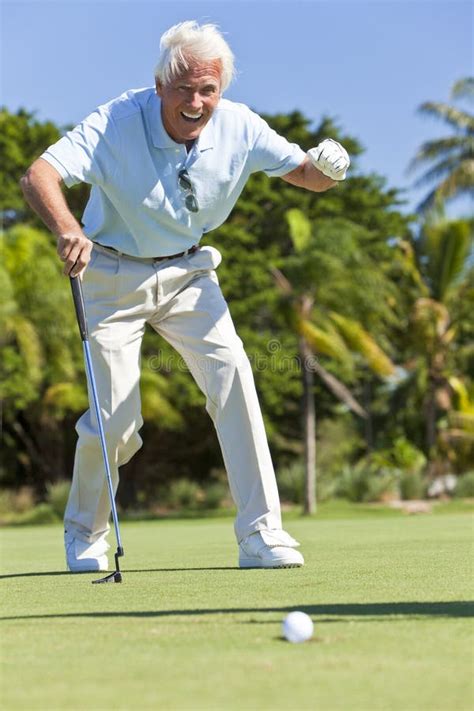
[307,139,350,181]
[57,231,93,277]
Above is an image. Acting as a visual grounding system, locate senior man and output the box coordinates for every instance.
[21,21,349,572]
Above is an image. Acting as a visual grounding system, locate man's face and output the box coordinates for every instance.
[156,61,222,144]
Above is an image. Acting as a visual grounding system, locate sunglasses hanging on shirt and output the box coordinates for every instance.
[178,169,200,213]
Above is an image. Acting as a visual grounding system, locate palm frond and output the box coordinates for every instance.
[396,239,429,293]
[451,77,474,101]
[434,161,474,199]
[329,312,396,377]
[418,102,474,132]
[448,375,474,414]
[411,155,466,187]
[416,160,474,212]
[297,317,353,368]
[286,208,312,253]
[407,136,468,171]
[427,220,473,300]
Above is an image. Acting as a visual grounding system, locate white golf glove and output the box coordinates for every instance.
[307,138,350,181]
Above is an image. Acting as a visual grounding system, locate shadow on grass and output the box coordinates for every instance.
[1,601,473,622]
[0,567,237,580]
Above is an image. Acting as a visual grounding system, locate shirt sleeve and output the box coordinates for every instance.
[247,110,306,177]
[40,106,117,188]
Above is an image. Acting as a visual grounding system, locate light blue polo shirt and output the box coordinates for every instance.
[41,87,306,257]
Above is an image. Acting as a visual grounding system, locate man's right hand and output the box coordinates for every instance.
[57,232,93,277]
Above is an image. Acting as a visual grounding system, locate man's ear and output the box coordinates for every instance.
[155,79,163,97]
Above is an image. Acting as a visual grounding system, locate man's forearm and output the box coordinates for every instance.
[20,158,92,276]
[20,158,82,237]
[282,157,337,192]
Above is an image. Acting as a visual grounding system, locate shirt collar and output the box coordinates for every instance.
[148,92,215,153]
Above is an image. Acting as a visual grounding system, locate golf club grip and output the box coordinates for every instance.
[70,276,89,341]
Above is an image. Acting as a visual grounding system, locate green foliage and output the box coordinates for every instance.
[454,471,474,498]
[390,437,427,473]
[0,487,36,519]
[201,481,229,509]
[0,225,86,487]
[46,480,70,518]
[165,479,203,510]
[158,478,229,511]
[0,108,60,215]
[139,367,184,429]
[390,215,473,466]
[286,208,312,252]
[415,217,473,302]
[329,311,395,377]
[334,439,427,503]
[276,460,305,504]
[399,471,426,500]
[336,462,399,503]
[0,107,90,226]
[10,503,59,525]
[318,418,363,472]
[42,382,88,418]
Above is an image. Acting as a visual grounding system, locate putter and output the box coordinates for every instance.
[70,275,124,584]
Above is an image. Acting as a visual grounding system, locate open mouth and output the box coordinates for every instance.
[180,111,203,124]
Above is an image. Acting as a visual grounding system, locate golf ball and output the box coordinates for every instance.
[282,611,314,643]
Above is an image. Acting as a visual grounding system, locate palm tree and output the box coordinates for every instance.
[396,215,473,466]
[272,209,397,514]
[409,77,474,213]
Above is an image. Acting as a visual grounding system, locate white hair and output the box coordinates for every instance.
[154,21,235,93]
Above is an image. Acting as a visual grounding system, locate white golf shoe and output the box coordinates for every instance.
[239,530,304,568]
[65,530,109,572]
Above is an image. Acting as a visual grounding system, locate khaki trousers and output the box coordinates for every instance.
[65,245,282,543]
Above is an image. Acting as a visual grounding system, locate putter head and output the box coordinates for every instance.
[92,571,122,584]
[92,547,124,584]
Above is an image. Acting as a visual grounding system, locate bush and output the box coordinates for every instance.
[366,470,399,503]
[165,479,204,510]
[317,418,364,477]
[276,461,304,504]
[0,487,37,523]
[46,480,70,518]
[158,478,230,511]
[336,463,399,503]
[400,470,426,500]
[391,437,427,474]
[12,503,59,525]
[201,481,229,509]
[336,465,368,502]
[454,472,474,498]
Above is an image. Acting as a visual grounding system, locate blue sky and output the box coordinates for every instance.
[2,1,473,215]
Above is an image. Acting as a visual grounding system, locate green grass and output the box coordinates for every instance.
[1,513,473,710]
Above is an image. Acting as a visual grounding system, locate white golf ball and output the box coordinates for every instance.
[282,611,314,643]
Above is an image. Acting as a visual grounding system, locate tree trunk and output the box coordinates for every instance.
[425,377,438,468]
[300,336,316,514]
[363,377,374,451]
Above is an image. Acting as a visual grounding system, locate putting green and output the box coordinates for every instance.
[1,513,473,710]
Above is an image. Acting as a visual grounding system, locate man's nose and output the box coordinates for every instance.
[186,91,202,108]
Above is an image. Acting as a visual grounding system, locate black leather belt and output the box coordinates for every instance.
[92,242,199,263]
